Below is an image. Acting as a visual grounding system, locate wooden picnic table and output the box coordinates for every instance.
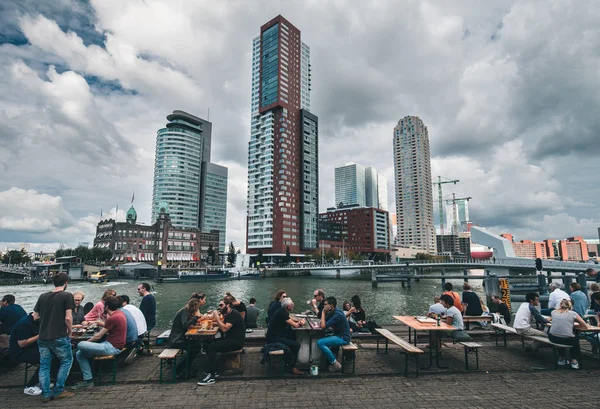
[393,316,455,369]
[184,325,219,379]
[291,314,324,368]
[462,315,493,330]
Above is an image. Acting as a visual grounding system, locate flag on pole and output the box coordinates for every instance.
[131,191,135,204]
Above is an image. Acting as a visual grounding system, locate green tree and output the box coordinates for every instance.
[2,249,30,265]
[227,242,236,265]
[415,252,434,261]
[256,249,264,265]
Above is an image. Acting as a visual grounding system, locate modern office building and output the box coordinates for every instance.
[151,110,227,249]
[364,166,388,211]
[335,163,366,208]
[445,198,470,234]
[318,205,390,258]
[246,15,318,257]
[393,116,436,254]
[199,163,228,252]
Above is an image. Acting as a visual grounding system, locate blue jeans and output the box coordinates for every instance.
[317,335,349,365]
[76,341,121,381]
[38,337,73,398]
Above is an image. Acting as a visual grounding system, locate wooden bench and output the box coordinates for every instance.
[222,349,243,370]
[375,328,424,377]
[158,348,182,383]
[267,349,285,377]
[459,342,482,370]
[491,323,572,369]
[341,342,358,375]
[94,349,126,385]
[156,330,171,346]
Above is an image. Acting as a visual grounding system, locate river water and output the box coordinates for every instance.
[0,274,487,329]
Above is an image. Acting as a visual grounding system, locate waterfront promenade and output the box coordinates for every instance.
[2,327,599,408]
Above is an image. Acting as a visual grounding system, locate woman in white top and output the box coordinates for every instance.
[548,299,588,369]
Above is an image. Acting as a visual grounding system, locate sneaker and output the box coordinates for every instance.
[197,373,216,386]
[53,391,75,400]
[571,360,580,370]
[328,361,342,372]
[70,380,94,390]
[558,359,567,366]
[24,386,42,396]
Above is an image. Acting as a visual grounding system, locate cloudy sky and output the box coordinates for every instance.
[1,0,599,252]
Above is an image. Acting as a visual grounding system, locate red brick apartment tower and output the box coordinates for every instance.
[246,15,317,258]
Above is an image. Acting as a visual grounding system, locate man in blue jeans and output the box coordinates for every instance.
[317,296,351,372]
[33,272,75,403]
[71,296,127,390]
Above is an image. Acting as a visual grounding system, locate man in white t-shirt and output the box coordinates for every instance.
[541,283,570,315]
[427,296,447,317]
[513,292,548,351]
[119,295,147,336]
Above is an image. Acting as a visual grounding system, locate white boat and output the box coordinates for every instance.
[309,266,361,277]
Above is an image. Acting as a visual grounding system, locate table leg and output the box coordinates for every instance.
[421,331,434,369]
[185,338,190,381]
[434,332,449,369]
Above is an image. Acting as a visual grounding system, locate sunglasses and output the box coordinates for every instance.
[218,304,225,307]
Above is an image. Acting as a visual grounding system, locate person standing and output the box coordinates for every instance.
[317,296,351,372]
[138,282,156,354]
[33,272,75,402]
[71,291,86,325]
[197,295,246,385]
[71,296,127,390]
[246,298,259,329]
[461,283,483,316]
[0,294,27,335]
[266,297,305,375]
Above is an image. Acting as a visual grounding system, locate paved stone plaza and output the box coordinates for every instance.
[1,329,598,408]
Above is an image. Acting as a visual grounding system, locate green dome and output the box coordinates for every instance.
[126,205,137,224]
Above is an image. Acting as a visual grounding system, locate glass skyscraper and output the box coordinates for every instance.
[152,110,228,250]
[393,116,436,254]
[246,15,318,256]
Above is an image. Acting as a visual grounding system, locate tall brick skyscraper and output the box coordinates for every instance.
[246,15,318,257]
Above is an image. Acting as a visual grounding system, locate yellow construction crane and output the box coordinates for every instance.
[433,176,458,235]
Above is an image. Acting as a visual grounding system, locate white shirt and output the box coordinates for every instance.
[123,304,147,336]
[548,289,570,309]
[513,303,531,329]
[428,303,447,315]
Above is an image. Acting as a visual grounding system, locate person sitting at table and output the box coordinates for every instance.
[9,313,58,396]
[549,299,588,369]
[513,292,548,352]
[588,283,600,317]
[266,297,305,375]
[442,283,463,314]
[0,294,26,335]
[71,296,127,390]
[246,298,259,329]
[569,282,588,318]
[119,295,147,339]
[541,282,569,316]
[310,289,325,318]
[317,296,351,372]
[71,291,86,325]
[439,294,470,341]
[349,295,368,333]
[190,292,207,305]
[462,283,483,316]
[266,290,287,326]
[82,289,116,325]
[226,292,247,321]
[491,295,511,325]
[427,296,447,317]
[167,298,202,349]
[197,295,246,386]
[115,297,138,348]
